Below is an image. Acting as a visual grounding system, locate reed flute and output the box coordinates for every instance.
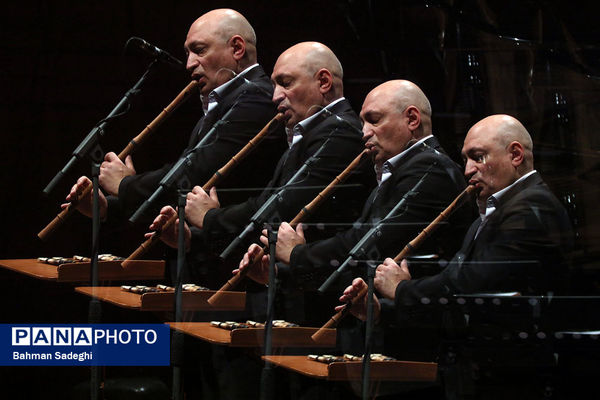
[207,149,369,306]
[311,184,478,342]
[38,80,200,241]
[121,112,285,267]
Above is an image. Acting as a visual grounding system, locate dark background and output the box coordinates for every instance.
[1,0,599,397]
[2,1,599,267]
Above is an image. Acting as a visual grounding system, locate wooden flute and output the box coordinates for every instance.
[207,148,369,306]
[311,184,478,342]
[120,112,285,268]
[38,80,200,241]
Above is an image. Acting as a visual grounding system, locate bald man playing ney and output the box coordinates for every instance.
[342,114,574,309]
[339,114,575,400]
[239,80,474,326]
[151,42,373,287]
[66,9,285,227]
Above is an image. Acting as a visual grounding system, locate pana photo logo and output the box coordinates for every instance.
[1,324,170,366]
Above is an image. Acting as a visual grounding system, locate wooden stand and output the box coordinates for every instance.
[75,287,245,311]
[262,356,437,382]
[0,259,164,282]
[168,322,336,347]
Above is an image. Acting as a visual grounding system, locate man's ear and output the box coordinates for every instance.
[316,68,333,94]
[229,35,246,61]
[406,106,421,131]
[508,141,525,166]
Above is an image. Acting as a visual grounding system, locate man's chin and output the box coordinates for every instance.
[476,190,490,203]
[371,152,383,166]
[284,117,299,130]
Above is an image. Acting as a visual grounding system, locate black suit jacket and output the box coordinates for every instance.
[198,98,374,256]
[383,174,575,398]
[286,136,475,292]
[391,172,574,310]
[107,65,286,222]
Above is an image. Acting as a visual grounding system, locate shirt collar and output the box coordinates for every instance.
[201,64,259,114]
[479,169,538,219]
[376,135,434,185]
[285,97,345,148]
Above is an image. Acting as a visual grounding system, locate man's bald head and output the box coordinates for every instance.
[189,9,257,64]
[469,114,534,171]
[462,114,535,206]
[274,42,344,100]
[185,9,257,95]
[271,42,345,128]
[282,42,343,76]
[360,79,433,167]
[373,80,432,137]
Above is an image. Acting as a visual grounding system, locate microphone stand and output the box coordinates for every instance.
[129,99,241,224]
[361,261,377,400]
[219,137,332,260]
[318,163,436,293]
[172,187,189,400]
[89,159,103,400]
[260,225,277,400]
[43,59,160,196]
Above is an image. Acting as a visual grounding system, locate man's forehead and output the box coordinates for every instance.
[186,18,220,41]
[271,68,291,79]
[271,61,304,81]
[359,104,378,118]
[462,131,493,152]
[185,36,208,48]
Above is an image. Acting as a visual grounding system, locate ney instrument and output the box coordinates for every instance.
[311,184,478,342]
[207,149,369,305]
[38,80,200,241]
[120,112,285,267]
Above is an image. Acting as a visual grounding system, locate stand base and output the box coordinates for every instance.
[75,287,246,311]
[0,259,164,282]
[262,355,437,381]
[168,322,336,347]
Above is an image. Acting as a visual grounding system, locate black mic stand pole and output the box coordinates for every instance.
[43,59,160,196]
[172,185,189,400]
[260,225,277,400]
[361,261,377,400]
[129,102,241,224]
[89,159,103,400]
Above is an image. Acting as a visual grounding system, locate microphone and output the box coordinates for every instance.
[127,37,183,69]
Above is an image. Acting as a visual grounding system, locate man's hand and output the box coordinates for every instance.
[273,222,305,264]
[99,152,136,196]
[62,176,107,220]
[374,258,411,300]
[146,206,191,250]
[335,278,381,322]
[185,186,220,229]
[234,243,271,285]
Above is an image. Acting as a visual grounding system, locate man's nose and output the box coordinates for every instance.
[464,159,476,178]
[272,86,284,104]
[186,54,198,72]
[362,125,373,141]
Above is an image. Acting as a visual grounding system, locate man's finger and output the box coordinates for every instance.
[124,155,135,170]
[209,186,219,201]
[296,223,305,239]
[259,235,268,246]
